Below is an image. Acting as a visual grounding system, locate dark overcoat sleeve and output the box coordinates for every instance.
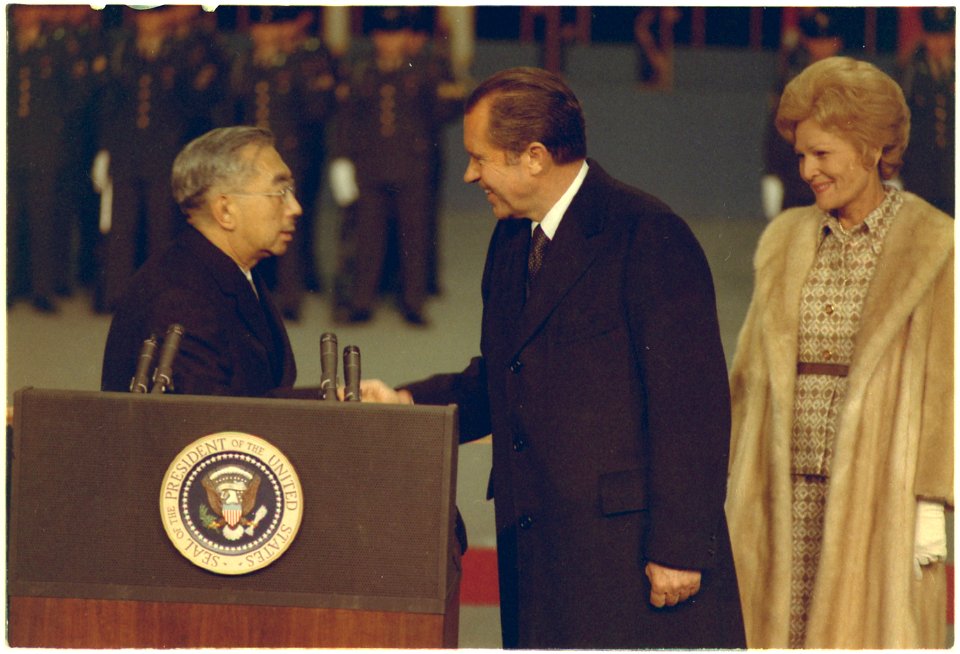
[622,204,731,571]
[401,356,492,443]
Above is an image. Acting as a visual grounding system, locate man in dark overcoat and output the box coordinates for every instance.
[101,126,298,397]
[361,67,745,648]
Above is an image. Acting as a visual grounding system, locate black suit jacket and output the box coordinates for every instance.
[101,227,296,397]
[404,161,744,648]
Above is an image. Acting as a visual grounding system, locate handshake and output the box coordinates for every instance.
[318,333,414,404]
[356,380,415,405]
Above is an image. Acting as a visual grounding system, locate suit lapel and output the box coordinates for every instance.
[483,219,529,360]
[506,224,531,315]
[252,271,296,386]
[512,166,606,356]
[222,266,277,365]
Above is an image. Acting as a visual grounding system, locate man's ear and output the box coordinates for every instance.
[210,193,237,231]
[525,142,550,175]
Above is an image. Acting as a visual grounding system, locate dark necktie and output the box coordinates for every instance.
[528,224,550,281]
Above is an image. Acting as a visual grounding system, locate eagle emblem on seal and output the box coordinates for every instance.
[200,465,268,541]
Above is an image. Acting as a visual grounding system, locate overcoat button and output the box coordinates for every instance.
[509,359,523,373]
[513,437,526,452]
[519,515,534,530]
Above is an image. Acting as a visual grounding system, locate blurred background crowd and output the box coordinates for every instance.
[6,5,955,323]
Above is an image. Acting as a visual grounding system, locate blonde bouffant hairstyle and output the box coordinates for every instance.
[775,56,911,180]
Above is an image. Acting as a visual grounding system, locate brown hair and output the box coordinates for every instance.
[775,56,910,180]
[466,67,587,164]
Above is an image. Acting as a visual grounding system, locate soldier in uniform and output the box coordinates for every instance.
[761,8,843,219]
[56,6,110,294]
[7,6,84,312]
[96,6,225,312]
[296,8,341,295]
[169,6,229,143]
[331,7,462,325]
[230,8,337,320]
[900,7,955,216]
[406,7,466,296]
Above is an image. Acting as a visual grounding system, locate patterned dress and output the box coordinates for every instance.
[789,187,903,647]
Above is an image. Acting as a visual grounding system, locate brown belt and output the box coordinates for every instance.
[797,362,849,377]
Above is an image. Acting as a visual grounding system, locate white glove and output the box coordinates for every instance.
[913,499,947,580]
[761,174,784,221]
[99,181,113,234]
[91,149,111,193]
[329,157,359,207]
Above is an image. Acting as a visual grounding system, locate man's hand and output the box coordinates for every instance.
[358,379,414,404]
[645,561,701,608]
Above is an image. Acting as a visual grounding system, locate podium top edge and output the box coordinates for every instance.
[12,387,457,416]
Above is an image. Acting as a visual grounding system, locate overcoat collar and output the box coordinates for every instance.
[847,197,953,392]
[511,159,610,356]
[756,214,817,415]
[181,227,292,384]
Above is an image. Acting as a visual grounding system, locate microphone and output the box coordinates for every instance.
[151,323,184,394]
[130,334,158,393]
[343,345,361,402]
[320,332,339,401]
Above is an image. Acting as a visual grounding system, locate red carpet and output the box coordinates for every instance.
[461,547,499,606]
[948,564,954,625]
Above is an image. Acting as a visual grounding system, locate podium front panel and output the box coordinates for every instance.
[9,389,460,615]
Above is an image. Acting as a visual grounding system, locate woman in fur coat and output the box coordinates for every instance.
[726,56,953,648]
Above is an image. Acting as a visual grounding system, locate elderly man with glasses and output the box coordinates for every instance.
[101,126,302,397]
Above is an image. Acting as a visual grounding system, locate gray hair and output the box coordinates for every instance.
[171,126,276,213]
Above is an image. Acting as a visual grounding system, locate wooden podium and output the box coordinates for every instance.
[7,388,461,648]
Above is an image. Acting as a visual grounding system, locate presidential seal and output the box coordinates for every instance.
[160,432,302,575]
